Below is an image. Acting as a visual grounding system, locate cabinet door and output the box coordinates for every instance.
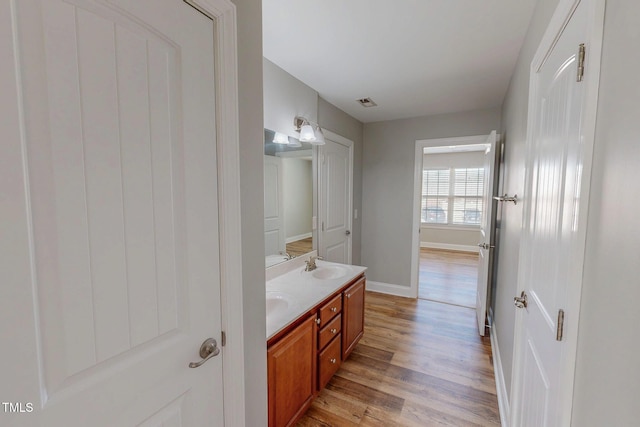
[268,315,317,427]
[342,277,365,360]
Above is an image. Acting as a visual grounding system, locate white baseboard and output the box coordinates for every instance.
[286,232,312,244]
[420,242,480,253]
[490,322,510,427]
[365,281,415,298]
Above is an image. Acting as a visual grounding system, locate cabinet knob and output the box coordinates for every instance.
[330,358,336,364]
[346,294,351,298]
[330,307,337,312]
[315,318,321,325]
[330,328,337,334]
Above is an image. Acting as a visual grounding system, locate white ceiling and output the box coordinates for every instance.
[263,0,537,123]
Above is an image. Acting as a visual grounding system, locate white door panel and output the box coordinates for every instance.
[5,0,223,425]
[513,1,590,425]
[319,137,353,264]
[264,155,285,256]
[476,131,496,336]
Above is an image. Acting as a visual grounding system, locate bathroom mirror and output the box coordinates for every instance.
[264,129,316,268]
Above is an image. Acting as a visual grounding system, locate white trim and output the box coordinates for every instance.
[490,322,511,427]
[421,224,481,232]
[411,135,493,300]
[318,130,354,264]
[285,232,312,244]
[509,0,605,425]
[185,1,245,425]
[365,281,415,298]
[416,135,489,146]
[420,242,480,253]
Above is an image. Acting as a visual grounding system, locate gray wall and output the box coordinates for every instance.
[491,0,560,401]
[361,107,501,286]
[317,96,364,265]
[233,0,267,424]
[572,0,640,424]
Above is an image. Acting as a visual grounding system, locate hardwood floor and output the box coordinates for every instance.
[287,237,313,258]
[297,292,500,426]
[419,248,479,308]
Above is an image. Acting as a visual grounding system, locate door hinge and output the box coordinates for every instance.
[321,222,325,232]
[577,43,586,82]
[221,331,226,347]
[556,309,565,341]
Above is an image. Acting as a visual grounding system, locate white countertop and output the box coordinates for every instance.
[266,259,367,341]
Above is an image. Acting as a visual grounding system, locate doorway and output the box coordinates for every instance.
[411,134,497,333]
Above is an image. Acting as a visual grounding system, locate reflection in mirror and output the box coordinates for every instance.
[264,129,315,268]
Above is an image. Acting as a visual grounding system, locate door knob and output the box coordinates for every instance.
[345,230,351,236]
[514,291,528,309]
[189,338,220,368]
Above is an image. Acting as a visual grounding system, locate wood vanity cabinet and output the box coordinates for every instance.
[342,276,365,360]
[267,274,365,427]
[267,315,316,427]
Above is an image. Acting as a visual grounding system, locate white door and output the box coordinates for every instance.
[476,131,497,336]
[3,0,224,425]
[264,155,286,256]
[319,136,353,264]
[512,1,592,425]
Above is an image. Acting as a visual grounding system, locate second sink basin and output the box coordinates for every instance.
[311,265,351,280]
[266,291,292,317]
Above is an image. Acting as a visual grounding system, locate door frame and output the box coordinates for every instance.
[509,0,605,424]
[410,135,492,299]
[317,130,354,264]
[184,1,246,424]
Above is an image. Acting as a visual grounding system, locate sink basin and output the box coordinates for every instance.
[311,265,351,280]
[266,292,291,317]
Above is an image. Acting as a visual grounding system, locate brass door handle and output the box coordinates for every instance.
[189,338,220,368]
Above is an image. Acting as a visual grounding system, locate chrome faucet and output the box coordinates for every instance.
[304,255,322,272]
[279,251,293,260]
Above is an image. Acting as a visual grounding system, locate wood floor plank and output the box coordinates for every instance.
[419,248,479,308]
[287,237,313,258]
[296,250,500,426]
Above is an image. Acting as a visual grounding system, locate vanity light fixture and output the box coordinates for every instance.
[272,132,289,144]
[294,116,326,145]
[288,138,302,148]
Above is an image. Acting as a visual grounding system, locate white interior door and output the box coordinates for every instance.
[264,155,286,256]
[512,1,590,425]
[3,0,224,425]
[476,131,497,336]
[319,136,353,264]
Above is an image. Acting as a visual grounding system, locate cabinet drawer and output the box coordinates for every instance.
[318,314,341,350]
[318,293,342,327]
[318,334,341,390]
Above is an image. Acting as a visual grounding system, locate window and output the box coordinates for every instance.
[421,169,449,224]
[422,167,484,226]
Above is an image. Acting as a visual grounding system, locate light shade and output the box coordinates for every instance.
[273,132,289,144]
[299,124,315,142]
[311,126,325,145]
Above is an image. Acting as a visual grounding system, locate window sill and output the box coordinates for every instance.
[420,224,481,232]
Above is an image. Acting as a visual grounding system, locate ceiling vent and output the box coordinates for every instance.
[356,97,377,108]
